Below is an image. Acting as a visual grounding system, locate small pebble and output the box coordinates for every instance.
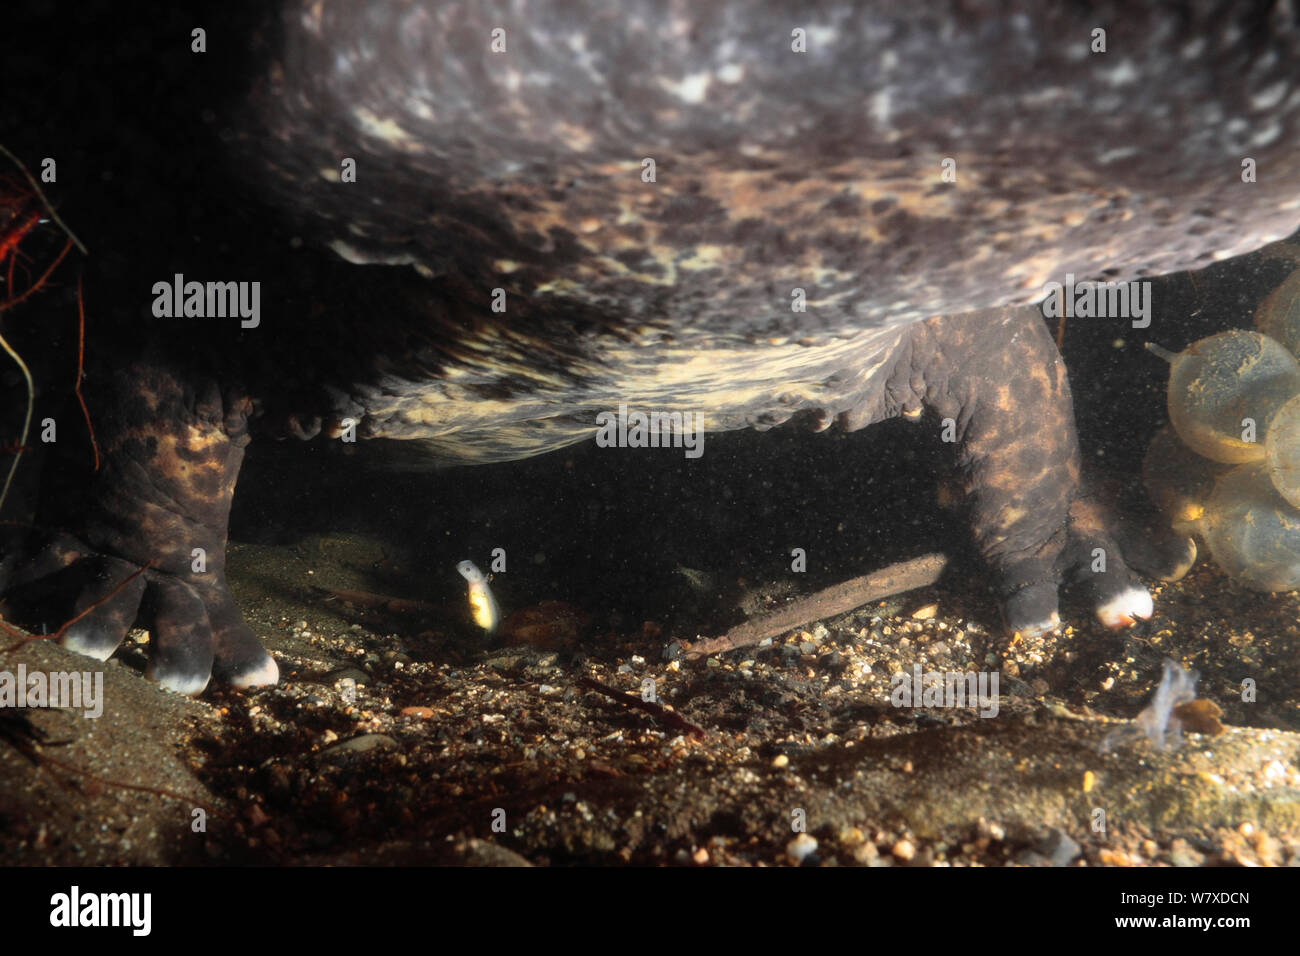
[838,826,865,848]
[324,665,370,685]
[1168,838,1205,868]
[819,651,846,673]
[979,819,1006,841]
[319,733,400,758]
[853,841,880,864]
[786,834,818,864]
[1252,832,1281,866]
[892,839,916,861]
[771,754,790,769]
[1035,828,1081,867]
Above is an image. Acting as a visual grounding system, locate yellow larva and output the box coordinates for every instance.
[456,560,500,635]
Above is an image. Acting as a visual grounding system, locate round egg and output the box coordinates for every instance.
[1266,393,1300,510]
[1255,264,1300,358]
[1165,330,1300,464]
[1199,464,1300,592]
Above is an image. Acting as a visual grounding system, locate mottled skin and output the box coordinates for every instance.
[2,0,1300,692]
[2,364,260,691]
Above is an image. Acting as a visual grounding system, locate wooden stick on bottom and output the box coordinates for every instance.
[683,552,949,661]
[578,676,706,738]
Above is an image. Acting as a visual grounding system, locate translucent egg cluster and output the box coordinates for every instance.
[1145,304,1300,591]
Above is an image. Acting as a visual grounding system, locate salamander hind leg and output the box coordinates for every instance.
[898,306,1154,636]
[0,357,277,694]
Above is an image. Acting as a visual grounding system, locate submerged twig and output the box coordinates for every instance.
[0,144,87,255]
[0,143,86,513]
[2,707,215,808]
[74,274,98,469]
[0,329,33,513]
[315,585,442,617]
[29,748,213,807]
[684,552,949,661]
[0,560,152,654]
[0,235,71,312]
[578,675,706,739]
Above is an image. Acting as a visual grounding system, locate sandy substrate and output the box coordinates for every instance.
[3,494,1299,866]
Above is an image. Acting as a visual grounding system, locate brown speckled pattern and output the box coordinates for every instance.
[240,0,1300,458]
[882,305,1142,625]
[2,362,272,692]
